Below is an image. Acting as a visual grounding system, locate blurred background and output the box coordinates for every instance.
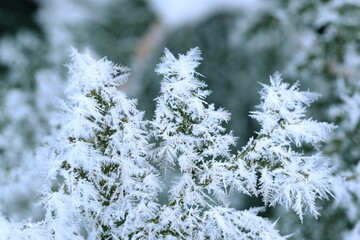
[1,1,360,239]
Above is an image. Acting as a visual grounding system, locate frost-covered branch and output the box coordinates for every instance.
[150,48,284,239]
[5,47,337,239]
[29,49,160,239]
[238,73,335,220]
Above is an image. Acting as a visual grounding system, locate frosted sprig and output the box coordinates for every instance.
[150,48,284,239]
[33,49,160,239]
[240,72,336,220]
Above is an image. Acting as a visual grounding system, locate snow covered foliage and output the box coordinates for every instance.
[241,73,335,220]
[2,47,336,239]
[25,49,160,239]
[0,0,154,221]
[150,48,283,239]
[236,1,360,238]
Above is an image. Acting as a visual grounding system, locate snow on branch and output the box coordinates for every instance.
[31,49,161,239]
[239,72,336,220]
[150,48,285,239]
[4,48,337,239]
